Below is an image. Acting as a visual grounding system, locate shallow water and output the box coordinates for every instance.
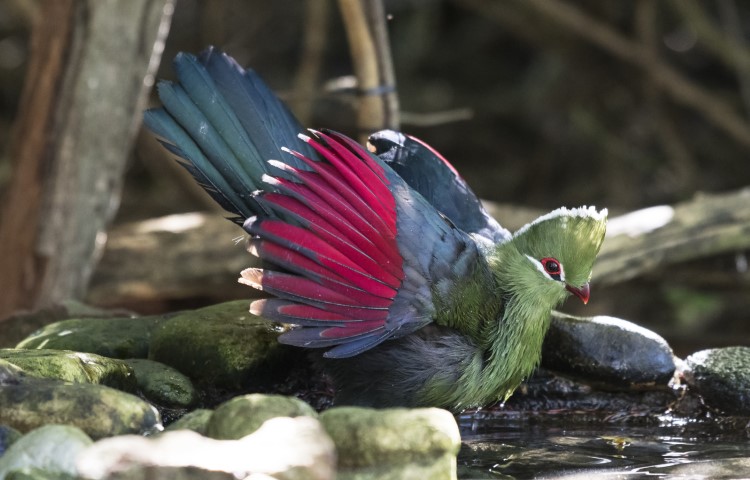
[457,413,750,479]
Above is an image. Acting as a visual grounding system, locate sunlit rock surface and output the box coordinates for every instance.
[0,425,92,479]
[320,407,461,480]
[77,417,335,480]
[684,346,750,415]
[206,393,317,440]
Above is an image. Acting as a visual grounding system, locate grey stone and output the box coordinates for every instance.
[684,346,750,415]
[542,312,676,387]
[148,300,294,390]
[319,407,460,480]
[0,360,161,439]
[206,393,317,440]
[76,417,335,480]
[0,425,92,479]
[123,358,197,408]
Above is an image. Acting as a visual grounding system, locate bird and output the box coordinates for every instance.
[144,47,607,411]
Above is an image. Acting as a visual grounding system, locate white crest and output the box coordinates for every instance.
[514,206,608,237]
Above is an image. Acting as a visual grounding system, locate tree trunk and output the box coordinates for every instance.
[0,0,174,320]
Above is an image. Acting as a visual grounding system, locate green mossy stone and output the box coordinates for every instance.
[685,346,750,415]
[206,394,317,440]
[0,425,92,479]
[0,348,137,392]
[164,409,213,434]
[149,301,293,390]
[0,360,161,439]
[16,314,168,359]
[123,358,198,408]
[320,407,460,480]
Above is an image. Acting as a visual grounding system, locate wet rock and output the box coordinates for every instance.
[0,425,92,479]
[0,425,22,456]
[542,312,676,388]
[0,360,161,439]
[148,300,294,390]
[0,349,137,392]
[683,346,750,415]
[16,314,168,359]
[76,417,335,480]
[123,358,197,409]
[165,409,213,434]
[320,407,460,480]
[503,368,678,422]
[206,393,317,440]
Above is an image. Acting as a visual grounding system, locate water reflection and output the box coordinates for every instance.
[457,413,750,479]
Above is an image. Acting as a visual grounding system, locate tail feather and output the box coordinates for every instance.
[144,107,253,219]
[143,46,315,222]
[199,49,315,167]
[173,52,265,188]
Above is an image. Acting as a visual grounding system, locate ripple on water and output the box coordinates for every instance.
[457,412,750,479]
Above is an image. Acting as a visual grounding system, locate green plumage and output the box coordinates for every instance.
[433,206,608,408]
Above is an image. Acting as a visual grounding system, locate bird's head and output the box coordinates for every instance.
[508,206,608,305]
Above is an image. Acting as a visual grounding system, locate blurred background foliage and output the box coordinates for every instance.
[1,0,749,355]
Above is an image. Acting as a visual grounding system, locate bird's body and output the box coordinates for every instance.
[145,48,607,411]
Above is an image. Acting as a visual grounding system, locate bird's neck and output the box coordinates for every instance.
[480,244,558,400]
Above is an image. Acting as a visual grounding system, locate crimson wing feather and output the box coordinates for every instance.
[245,131,417,358]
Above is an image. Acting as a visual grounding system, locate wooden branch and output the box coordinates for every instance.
[337,0,399,142]
[594,188,750,285]
[79,188,750,311]
[459,0,750,149]
[0,0,174,320]
[86,213,258,311]
[291,0,331,126]
[670,0,750,81]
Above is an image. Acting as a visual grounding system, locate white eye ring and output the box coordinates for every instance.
[525,255,565,282]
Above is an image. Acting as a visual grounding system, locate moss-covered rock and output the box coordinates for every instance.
[0,349,137,391]
[684,346,750,415]
[148,300,294,390]
[123,358,197,408]
[165,409,213,434]
[0,360,161,439]
[320,407,460,480]
[206,393,317,440]
[16,314,168,359]
[0,425,92,479]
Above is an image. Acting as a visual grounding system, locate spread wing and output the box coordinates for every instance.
[244,130,485,358]
[144,48,490,359]
[368,130,511,244]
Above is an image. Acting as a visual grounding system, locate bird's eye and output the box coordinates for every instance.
[541,257,562,281]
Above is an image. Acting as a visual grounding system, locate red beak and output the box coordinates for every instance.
[566,283,590,305]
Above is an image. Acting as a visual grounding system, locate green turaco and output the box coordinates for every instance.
[144,47,608,411]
